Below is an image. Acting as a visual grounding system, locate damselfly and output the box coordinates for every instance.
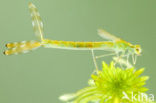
[4,2,141,70]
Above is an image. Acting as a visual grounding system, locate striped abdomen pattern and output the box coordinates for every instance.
[42,39,114,50]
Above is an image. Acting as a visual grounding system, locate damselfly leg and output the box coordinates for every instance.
[132,54,137,65]
[91,50,98,73]
[95,53,116,59]
[91,50,116,73]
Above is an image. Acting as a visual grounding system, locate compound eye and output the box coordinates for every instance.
[136,48,141,55]
[136,48,139,52]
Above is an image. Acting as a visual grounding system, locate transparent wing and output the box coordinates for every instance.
[28,2,44,41]
[97,29,120,41]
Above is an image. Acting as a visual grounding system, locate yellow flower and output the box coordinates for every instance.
[60,61,154,103]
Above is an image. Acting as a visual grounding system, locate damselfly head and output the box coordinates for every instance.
[134,45,142,56]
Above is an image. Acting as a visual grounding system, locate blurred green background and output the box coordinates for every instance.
[0,0,155,103]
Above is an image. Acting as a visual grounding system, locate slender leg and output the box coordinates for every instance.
[132,54,137,65]
[118,55,124,69]
[91,51,116,74]
[126,54,133,68]
[91,50,98,73]
[114,53,119,66]
[114,52,125,68]
[113,56,132,68]
[126,55,129,66]
[134,55,137,65]
[95,53,116,59]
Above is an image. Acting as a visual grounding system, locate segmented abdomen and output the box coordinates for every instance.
[4,40,41,55]
[42,39,114,50]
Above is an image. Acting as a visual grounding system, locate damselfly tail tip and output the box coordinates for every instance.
[3,50,8,55]
[5,42,17,49]
[5,43,9,48]
[3,48,18,55]
[4,41,41,56]
[3,50,16,56]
